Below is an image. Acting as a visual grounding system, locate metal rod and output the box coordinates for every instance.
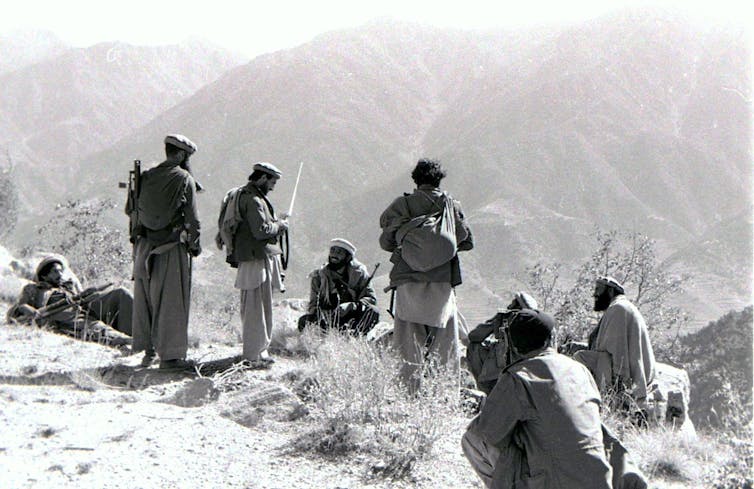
[287,161,304,216]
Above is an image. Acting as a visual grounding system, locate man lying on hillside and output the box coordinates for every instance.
[575,276,656,416]
[6,255,132,348]
[298,239,379,334]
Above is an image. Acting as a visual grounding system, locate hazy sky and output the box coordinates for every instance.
[1,0,750,58]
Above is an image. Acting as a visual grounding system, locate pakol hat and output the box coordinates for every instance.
[509,309,556,353]
[596,276,625,295]
[164,134,197,154]
[513,291,538,310]
[330,238,356,256]
[253,162,282,178]
[34,254,68,281]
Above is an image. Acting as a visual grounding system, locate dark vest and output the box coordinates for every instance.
[230,183,282,264]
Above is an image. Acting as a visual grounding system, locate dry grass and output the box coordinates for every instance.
[287,327,460,480]
[604,403,753,488]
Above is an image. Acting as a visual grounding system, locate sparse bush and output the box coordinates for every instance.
[0,151,18,239]
[524,230,689,362]
[189,283,241,345]
[31,198,131,285]
[679,306,753,430]
[289,328,459,479]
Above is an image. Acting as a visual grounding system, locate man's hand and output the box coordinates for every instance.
[278,218,289,233]
[190,243,202,257]
[337,302,357,315]
[214,232,224,250]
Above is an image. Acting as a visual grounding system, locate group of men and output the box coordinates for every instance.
[7,134,658,487]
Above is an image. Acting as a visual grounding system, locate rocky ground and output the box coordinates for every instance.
[0,311,480,489]
[1,297,741,489]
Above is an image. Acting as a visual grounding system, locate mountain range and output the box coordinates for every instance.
[2,10,750,328]
[0,34,246,213]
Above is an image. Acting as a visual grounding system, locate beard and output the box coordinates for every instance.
[593,291,612,312]
[326,258,346,270]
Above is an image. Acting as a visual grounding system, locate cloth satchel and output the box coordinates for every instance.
[395,192,457,272]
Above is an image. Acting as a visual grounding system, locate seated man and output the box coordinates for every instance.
[576,276,656,414]
[465,291,538,394]
[462,309,648,489]
[6,255,132,348]
[298,239,378,334]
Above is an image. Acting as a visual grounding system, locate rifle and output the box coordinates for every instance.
[357,263,381,312]
[119,159,142,244]
[34,282,113,322]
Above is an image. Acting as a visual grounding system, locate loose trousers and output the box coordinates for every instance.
[86,287,133,336]
[392,312,460,394]
[132,240,191,361]
[240,276,273,361]
[461,428,501,488]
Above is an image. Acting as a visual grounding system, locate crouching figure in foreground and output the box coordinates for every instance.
[7,255,132,348]
[462,309,647,489]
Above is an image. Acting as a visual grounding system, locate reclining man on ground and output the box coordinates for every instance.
[298,238,379,335]
[6,255,132,348]
[466,291,538,394]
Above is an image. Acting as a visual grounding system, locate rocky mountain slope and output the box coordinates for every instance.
[0,37,246,216]
[4,10,750,327]
[0,29,68,75]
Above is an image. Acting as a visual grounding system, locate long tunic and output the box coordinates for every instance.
[466,349,612,489]
[593,295,656,402]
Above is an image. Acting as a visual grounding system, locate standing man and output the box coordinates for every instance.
[228,162,288,367]
[298,238,378,334]
[130,134,201,369]
[379,158,473,393]
[577,276,656,412]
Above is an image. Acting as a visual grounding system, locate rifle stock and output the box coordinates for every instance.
[36,282,113,320]
[122,160,142,243]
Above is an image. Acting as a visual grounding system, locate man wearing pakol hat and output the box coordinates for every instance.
[297,238,379,334]
[7,255,131,348]
[462,309,649,489]
[379,158,474,394]
[227,162,288,367]
[130,134,202,370]
[576,276,656,413]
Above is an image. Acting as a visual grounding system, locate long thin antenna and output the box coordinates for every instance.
[287,161,304,216]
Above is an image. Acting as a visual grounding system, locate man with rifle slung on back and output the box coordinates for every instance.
[6,255,131,348]
[297,238,379,335]
[127,134,201,370]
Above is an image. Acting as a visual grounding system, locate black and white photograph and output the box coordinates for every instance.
[0,1,751,487]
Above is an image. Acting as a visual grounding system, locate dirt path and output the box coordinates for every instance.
[0,321,480,488]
